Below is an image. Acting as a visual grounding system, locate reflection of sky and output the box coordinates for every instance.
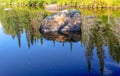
[0,22,2,34]
[0,32,87,76]
[0,22,4,42]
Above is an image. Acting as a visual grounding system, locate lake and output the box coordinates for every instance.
[0,7,120,76]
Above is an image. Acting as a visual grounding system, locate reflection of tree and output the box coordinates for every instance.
[84,27,106,75]
[0,7,48,48]
[83,15,120,75]
[110,48,120,63]
[109,19,120,63]
[85,44,93,73]
[109,37,120,63]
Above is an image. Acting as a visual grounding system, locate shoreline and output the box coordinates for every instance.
[0,3,120,9]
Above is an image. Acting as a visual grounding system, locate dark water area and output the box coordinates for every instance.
[0,7,120,76]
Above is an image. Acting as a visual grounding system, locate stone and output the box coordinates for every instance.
[4,8,12,11]
[40,9,82,32]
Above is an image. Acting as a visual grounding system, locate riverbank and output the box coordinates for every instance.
[0,0,120,8]
[46,4,120,11]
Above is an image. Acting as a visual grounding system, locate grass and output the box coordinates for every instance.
[0,0,120,8]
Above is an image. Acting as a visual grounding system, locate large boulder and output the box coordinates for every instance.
[40,9,82,32]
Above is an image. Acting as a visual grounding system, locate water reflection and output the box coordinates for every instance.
[41,31,81,51]
[42,32,81,42]
[0,7,49,48]
[0,7,120,75]
[0,22,2,33]
[82,17,120,75]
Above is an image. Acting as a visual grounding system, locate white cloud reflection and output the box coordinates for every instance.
[0,22,3,34]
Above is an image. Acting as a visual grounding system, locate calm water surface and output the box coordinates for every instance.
[0,7,120,76]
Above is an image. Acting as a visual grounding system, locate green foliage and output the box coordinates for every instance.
[0,0,120,7]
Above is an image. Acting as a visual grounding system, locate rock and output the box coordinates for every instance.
[40,9,82,32]
[46,4,69,12]
[4,8,12,11]
[42,32,81,42]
